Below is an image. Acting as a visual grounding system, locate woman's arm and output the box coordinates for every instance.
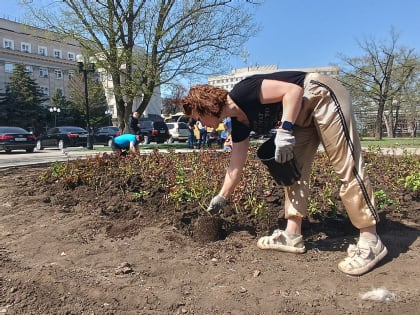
[260,79,304,123]
[218,138,249,198]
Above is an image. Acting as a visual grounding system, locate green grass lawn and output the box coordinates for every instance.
[360,137,420,148]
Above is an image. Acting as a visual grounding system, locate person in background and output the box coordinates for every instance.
[196,120,207,148]
[223,117,232,133]
[187,117,196,149]
[206,127,219,147]
[129,112,140,135]
[219,125,229,149]
[223,134,232,152]
[111,133,141,155]
[180,71,387,276]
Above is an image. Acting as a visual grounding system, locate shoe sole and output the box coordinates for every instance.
[338,246,388,276]
[257,239,306,253]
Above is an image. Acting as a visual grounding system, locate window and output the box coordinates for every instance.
[53,49,62,59]
[38,46,47,56]
[68,52,75,61]
[40,86,49,96]
[5,63,14,73]
[54,69,63,79]
[68,70,75,80]
[3,39,14,50]
[21,42,31,53]
[24,65,33,73]
[39,68,49,77]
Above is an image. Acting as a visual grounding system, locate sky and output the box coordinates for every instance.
[2,0,419,71]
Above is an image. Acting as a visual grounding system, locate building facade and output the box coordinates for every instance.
[208,65,340,91]
[0,18,82,104]
[0,18,162,125]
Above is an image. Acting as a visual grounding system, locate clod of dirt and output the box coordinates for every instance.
[192,216,224,243]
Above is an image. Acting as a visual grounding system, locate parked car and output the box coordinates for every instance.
[139,120,170,144]
[166,121,189,143]
[94,126,120,146]
[0,126,36,153]
[36,126,89,150]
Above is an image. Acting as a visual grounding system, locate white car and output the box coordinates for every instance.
[166,122,189,143]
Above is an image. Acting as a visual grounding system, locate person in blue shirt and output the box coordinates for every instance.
[111,133,141,155]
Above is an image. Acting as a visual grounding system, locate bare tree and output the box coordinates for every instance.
[161,84,187,116]
[339,29,419,139]
[23,0,258,131]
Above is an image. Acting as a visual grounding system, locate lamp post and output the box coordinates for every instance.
[77,55,95,150]
[105,109,112,126]
[49,106,61,127]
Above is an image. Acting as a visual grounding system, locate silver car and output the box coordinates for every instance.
[166,122,189,143]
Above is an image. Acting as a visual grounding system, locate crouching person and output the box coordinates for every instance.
[111,133,141,155]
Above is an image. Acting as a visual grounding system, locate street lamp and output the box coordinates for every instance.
[77,54,95,150]
[105,109,112,126]
[49,106,61,127]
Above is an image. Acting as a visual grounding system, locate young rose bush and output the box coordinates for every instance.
[39,146,419,224]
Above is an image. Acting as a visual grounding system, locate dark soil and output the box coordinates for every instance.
[0,150,419,314]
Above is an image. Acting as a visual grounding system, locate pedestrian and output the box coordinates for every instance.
[179,71,387,276]
[196,120,207,148]
[129,112,140,135]
[223,134,232,152]
[187,117,196,149]
[223,117,232,133]
[111,133,141,155]
[219,125,229,149]
[206,127,219,147]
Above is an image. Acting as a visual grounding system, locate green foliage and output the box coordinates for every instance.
[67,72,108,128]
[0,63,48,133]
[403,172,420,193]
[39,147,419,221]
[374,189,395,209]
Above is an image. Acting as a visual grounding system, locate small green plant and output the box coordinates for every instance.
[320,183,339,217]
[374,189,394,209]
[308,198,320,215]
[132,190,150,201]
[50,161,67,178]
[402,171,420,193]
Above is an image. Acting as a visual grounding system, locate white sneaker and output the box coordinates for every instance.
[338,236,388,276]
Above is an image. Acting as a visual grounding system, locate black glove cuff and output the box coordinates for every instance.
[280,121,294,131]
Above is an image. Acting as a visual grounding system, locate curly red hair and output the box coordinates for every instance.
[180,85,228,118]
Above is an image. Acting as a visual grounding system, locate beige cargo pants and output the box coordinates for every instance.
[285,73,378,229]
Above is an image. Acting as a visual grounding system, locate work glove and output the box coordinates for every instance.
[207,195,228,215]
[274,129,295,163]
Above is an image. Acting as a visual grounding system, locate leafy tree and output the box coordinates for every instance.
[67,73,108,129]
[0,63,47,134]
[23,0,258,132]
[339,29,419,139]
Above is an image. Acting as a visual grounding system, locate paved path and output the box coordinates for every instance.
[0,145,418,169]
[0,146,195,169]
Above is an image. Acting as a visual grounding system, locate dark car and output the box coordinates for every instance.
[94,126,121,146]
[0,126,36,153]
[139,120,170,144]
[36,126,89,150]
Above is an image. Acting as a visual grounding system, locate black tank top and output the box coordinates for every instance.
[228,71,307,142]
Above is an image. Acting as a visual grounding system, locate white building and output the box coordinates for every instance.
[208,65,340,91]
